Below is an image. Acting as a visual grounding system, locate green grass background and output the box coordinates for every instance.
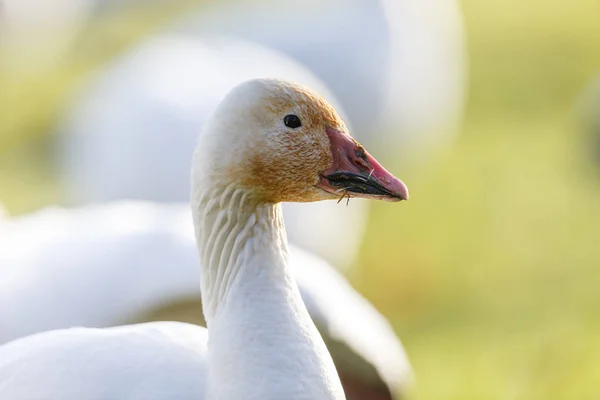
[1,1,600,399]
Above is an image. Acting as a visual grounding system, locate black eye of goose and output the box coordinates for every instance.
[283,114,302,129]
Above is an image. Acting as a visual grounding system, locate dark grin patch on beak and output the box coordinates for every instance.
[324,171,403,199]
[316,127,409,202]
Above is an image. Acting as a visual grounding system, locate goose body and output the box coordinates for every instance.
[0,201,412,398]
[0,322,208,399]
[58,34,369,269]
[0,79,409,399]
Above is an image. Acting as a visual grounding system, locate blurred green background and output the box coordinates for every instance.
[1,0,600,399]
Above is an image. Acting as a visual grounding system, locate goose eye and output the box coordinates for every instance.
[283,114,302,129]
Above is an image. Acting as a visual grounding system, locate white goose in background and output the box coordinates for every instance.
[0,201,413,399]
[179,0,467,156]
[76,0,466,156]
[0,79,409,399]
[57,34,369,269]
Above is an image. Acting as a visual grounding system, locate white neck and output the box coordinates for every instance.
[192,182,345,400]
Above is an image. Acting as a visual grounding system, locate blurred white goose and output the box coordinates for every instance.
[82,0,467,153]
[0,79,410,399]
[179,0,467,155]
[0,201,412,399]
[58,34,369,269]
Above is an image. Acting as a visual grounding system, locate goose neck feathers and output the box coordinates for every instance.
[189,79,352,399]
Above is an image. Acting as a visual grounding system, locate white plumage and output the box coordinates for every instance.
[0,201,412,398]
[1,79,411,399]
[0,322,208,400]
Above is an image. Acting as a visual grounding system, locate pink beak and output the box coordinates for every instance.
[317,127,409,202]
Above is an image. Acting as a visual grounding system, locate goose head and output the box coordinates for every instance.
[195,78,408,203]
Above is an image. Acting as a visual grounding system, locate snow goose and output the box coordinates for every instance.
[57,34,369,269]
[0,200,412,398]
[0,78,409,399]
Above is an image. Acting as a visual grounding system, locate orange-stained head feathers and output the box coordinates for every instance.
[192,78,407,204]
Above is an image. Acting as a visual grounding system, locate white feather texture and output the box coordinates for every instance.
[0,201,412,396]
[1,79,412,399]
